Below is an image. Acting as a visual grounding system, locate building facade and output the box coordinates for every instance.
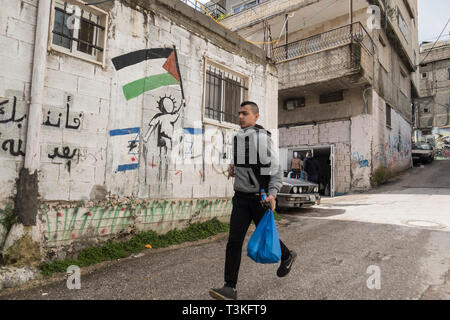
[222,0,419,195]
[0,0,278,261]
[415,40,450,160]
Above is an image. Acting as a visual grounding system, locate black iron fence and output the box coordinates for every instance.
[179,0,227,19]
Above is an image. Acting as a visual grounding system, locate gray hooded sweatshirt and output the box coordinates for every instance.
[233,125,283,197]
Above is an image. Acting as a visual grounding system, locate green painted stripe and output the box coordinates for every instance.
[67,207,79,240]
[122,73,179,100]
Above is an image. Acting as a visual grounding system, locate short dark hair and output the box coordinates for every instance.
[240,101,259,114]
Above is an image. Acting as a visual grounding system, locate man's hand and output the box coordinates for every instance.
[227,164,235,179]
[264,194,276,211]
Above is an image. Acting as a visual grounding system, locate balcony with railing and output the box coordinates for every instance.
[179,0,227,19]
[273,22,375,91]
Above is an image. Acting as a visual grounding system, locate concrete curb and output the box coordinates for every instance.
[0,219,290,296]
[0,266,39,291]
[0,231,230,296]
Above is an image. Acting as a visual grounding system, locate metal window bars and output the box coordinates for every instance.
[52,1,105,55]
[178,0,227,19]
[205,65,248,125]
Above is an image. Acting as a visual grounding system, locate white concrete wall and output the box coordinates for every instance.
[0,0,277,252]
[0,0,36,207]
[279,119,351,194]
[279,91,413,193]
[350,114,372,191]
[371,90,412,173]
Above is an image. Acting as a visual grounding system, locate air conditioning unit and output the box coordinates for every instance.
[284,97,305,110]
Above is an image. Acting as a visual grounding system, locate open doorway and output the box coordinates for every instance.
[312,147,332,196]
[286,146,334,197]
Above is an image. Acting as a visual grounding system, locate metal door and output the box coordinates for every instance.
[330,144,335,197]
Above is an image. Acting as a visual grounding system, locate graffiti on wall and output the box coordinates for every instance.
[43,95,83,130]
[208,127,234,176]
[43,94,84,173]
[433,128,450,160]
[109,127,140,172]
[48,146,79,173]
[111,48,185,181]
[143,94,182,148]
[374,132,411,168]
[183,127,203,160]
[42,198,232,246]
[0,96,27,157]
[352,152,370,168]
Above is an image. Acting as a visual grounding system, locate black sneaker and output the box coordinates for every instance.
[209,285,237,300]
[277,250,297,277]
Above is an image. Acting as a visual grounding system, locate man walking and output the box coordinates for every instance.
[209,101,297,300]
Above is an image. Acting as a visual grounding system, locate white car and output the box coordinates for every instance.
[276,178,320,210]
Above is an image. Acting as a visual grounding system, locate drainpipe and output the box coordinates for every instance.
[285,14,288,60]
[15,0,51,227]
[349,0,353,29]
[25,0,51,173]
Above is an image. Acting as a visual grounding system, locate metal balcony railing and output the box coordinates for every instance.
[205,3,227,19]
[179,0,227,19]
[272,22,374,63]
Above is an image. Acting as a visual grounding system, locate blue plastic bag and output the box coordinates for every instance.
[247,208,282,264]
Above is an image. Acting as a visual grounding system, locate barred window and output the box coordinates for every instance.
[386,103,392,128]
[204,64,248,126]
[50,0,108,64]
[319,90,343,104]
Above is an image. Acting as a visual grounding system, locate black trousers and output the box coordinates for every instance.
[224,193,291,287]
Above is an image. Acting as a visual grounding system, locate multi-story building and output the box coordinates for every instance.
[414,40,450,159]
[221,0,419,195]
[0,0,277,261]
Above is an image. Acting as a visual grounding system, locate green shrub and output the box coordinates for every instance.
[0,203,18,232]
[371,165,392,186]
[40,218,229,276]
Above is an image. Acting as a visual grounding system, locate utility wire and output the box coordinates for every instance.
[419,18,450,65]
[85,0,113,5]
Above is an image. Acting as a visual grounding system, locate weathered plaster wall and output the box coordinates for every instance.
[371,90,412,173]
[279,119,351,194]
[0,0,277,259]
[350,114,372,190]
[278,87,366,126]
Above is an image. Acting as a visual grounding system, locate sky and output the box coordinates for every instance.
[418,0,450,43]
[195,0,450,44]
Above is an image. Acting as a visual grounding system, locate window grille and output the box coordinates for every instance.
[51,0,107,62]
[204,65,248,125]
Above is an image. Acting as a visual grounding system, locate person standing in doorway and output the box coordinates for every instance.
[303,152,320,184]
[209,101,297,300]
[290,153,302,179]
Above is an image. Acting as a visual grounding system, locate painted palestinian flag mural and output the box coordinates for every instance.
[112,48,182,101]
[110,48,185,175]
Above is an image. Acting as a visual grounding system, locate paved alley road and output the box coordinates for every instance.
[1,161,450,300]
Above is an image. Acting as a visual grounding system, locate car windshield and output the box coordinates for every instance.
[412,143,432,150]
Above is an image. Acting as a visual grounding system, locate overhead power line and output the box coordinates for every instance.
[420,18,450,65]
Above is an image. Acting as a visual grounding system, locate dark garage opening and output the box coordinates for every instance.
[291,147,332,196]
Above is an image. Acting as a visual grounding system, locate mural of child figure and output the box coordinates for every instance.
[143,94,183,150]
